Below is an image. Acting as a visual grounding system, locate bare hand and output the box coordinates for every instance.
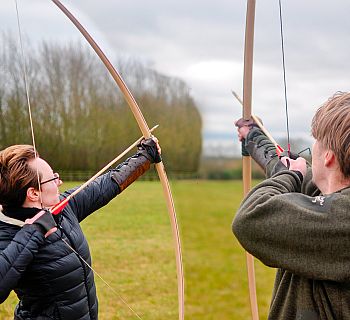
[237,126,250,141]
[280,156,307,178]
[234,119,250,141]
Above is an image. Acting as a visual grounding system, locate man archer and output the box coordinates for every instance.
[232,91,350,320]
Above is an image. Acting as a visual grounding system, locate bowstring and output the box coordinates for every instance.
[60,238,143,320]
[14,0,43,207]
[278,0,291,156]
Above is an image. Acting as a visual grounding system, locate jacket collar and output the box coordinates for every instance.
[0,206,41,227]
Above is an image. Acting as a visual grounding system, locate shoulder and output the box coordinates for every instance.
[305,188,350,214]
[0,221,19,247]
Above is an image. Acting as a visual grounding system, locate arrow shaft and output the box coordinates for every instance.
[51,125,159,215]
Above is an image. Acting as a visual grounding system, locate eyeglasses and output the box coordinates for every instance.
[40,173,60,186]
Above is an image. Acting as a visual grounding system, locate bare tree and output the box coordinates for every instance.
[0,35,202,173]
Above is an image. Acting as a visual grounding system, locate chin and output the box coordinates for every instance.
[43,198,61,209]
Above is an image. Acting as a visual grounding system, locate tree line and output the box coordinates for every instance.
[0,33,202,173]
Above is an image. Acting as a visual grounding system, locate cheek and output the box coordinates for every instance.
[311,162,317,177]
[43,185,59,199]
[311,144,321,169]
[311,143,317,159]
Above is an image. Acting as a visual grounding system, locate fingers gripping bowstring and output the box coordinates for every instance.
[278,0,291,157]
[14,0,43,207]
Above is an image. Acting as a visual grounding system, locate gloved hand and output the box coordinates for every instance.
[279,150,300,161]
[235,117,262,156]
[138,137,162,163]
[25,209,57,238]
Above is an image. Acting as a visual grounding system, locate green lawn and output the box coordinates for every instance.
[0,180,276,319]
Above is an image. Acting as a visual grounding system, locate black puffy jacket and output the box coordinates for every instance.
[0,169,121,319]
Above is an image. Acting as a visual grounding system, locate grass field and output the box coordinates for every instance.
[0,180,276,319]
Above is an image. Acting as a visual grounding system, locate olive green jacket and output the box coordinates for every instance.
[233,131,350,319]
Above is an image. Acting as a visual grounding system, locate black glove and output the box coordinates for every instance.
[241,141,250,157]
[239,127,280,174]
[138,138,162,163]
[279,150,299,160]
[235,117,262,156]
[111,138,161,192]
[25,209,57,238]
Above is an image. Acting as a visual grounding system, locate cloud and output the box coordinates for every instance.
[2,0,350,156]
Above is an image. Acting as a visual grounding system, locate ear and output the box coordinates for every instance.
[324,150,336,168]
[26,187,40,202]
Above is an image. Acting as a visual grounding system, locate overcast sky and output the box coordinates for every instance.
[2,0,350,156]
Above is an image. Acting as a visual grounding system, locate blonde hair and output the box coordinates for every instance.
[311,92,350,178]
[0,145,39,208]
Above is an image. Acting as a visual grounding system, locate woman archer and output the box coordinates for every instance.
[0,138,160,319]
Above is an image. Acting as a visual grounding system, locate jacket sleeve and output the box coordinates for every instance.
[62,151,152,222]
[266,158,320,197]
[244,128,320,197]
[0,225,45,303]
[232,170,350,282]
[61,170,120,223]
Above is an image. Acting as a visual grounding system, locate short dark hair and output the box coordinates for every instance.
[0,145,40,208]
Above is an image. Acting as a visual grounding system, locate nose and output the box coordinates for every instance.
[53,173,62,187]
